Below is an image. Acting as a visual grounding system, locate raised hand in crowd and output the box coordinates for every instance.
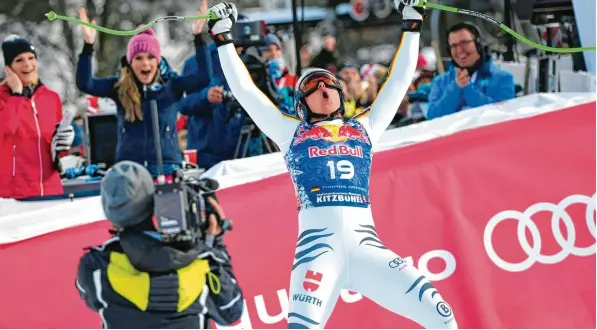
[193,0,209,35]
[78,8,97,44]
[366,74,378,101]
[4,67,22,94]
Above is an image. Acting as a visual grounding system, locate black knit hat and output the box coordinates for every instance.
[2,35,37,66]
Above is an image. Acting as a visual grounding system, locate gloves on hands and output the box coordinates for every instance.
[208,2,238,37]
[51,123,74,174]
[394,0,425,20]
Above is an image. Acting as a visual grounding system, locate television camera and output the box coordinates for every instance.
[149,101,232,246]
[223,20,283,158]
[222,20,281,107]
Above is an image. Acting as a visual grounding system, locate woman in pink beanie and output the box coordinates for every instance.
[75,6,211,178]
[125,28,162,86]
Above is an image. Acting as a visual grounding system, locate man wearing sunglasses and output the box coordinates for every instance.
[206,0,459,328]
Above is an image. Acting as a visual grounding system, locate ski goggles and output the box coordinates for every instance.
[297,71,342,97]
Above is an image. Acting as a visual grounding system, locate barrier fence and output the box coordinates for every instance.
[0,95,595,328]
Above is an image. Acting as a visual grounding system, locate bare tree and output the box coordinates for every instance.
[0,0,210,104]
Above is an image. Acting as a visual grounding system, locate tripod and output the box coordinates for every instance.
[233,118,279,159]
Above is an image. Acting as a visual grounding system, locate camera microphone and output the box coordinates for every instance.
[200,177,219,191]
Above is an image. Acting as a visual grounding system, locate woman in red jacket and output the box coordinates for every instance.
[0,35,74,199]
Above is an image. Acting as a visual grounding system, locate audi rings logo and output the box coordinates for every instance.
[484,193,596,272]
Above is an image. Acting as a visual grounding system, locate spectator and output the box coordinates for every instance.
[0,35,74,199]
[262,34,298,116]
[371,65,389,87]
[299,44,312,71]
[260,34,279,62]
[393,71,435,127]
[75,8,210,178]
[427,22,515,120]
[179,44,270,170]
[337,77,358,119]
[69,103,86,156]
[339,62,378,111]
[408,70,435,103]
[309,34,340,72]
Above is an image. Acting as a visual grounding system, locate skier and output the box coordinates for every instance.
[207,0,459,328]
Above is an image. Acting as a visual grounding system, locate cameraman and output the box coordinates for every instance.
[75,161,243,328]
[178,42,271,169]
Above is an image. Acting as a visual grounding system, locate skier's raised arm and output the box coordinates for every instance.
[208,3,300,151]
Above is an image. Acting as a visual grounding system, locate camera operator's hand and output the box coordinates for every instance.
[208,3,237,36]
[207,86,224,104]
[206,196,225,236]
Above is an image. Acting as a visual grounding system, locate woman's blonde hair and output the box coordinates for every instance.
[115,67,143,122]
[114,63,163,122]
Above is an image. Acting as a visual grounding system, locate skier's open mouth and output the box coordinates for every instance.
[322,91,329,99]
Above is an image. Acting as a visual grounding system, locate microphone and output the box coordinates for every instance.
[200,177,220,191]
[182,176,219,195]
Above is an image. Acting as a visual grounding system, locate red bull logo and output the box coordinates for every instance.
[293,124,370,146]
[337,125,369,144]
[303,270,323,292]
[293,125,334,145]
[308,145,363,158]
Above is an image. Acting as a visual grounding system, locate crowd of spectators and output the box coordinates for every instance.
[1,11,518,199]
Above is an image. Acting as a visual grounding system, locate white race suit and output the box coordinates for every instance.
[217,31,458,329]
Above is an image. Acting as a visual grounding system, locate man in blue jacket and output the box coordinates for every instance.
[426,22,515,120]
[179,43,269,170]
